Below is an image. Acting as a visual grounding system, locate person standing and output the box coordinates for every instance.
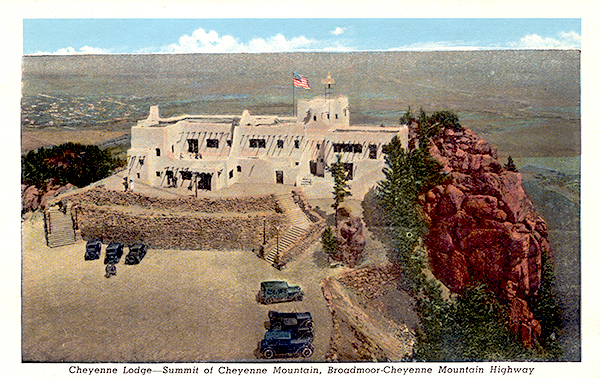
[105,263,117,278]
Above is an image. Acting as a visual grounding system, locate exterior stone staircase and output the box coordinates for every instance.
[45,205,77,247]
[264,192,312,265]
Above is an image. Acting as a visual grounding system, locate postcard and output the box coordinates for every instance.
[9,3,599,378]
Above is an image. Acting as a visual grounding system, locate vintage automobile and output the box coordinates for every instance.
[124,242,148,265]
[258,330,314,359]
[84,239,102,260]
[256,281,304,304]
[266,311,314,340]
[104,242,124,264]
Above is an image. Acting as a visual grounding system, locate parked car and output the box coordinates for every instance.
[104,242,124,264]
[258,330,314,359]
[256,281,304,304]
[124,242,148,265]
[84,239,102,260]
[266,311,314,340]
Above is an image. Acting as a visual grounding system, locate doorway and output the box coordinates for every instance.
[275,171,284,184]
[198,172,212,191]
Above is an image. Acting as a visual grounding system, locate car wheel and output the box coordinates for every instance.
[265,297,273,305]
[304,320,314,329]
[263,348,275,359]
[300,346,313,358]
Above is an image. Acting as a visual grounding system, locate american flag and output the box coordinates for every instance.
[293,71,310,89]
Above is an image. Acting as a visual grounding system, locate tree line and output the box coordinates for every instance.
[22,142,123,190]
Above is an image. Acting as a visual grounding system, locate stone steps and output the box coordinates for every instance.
[264,192,313,265]
[46,208,76,248]
[265,225,306,264]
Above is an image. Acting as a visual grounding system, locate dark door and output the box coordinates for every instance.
[276,171,284,184]
[198,173,212,190]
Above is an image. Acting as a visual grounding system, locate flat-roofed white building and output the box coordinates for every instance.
[127,86,408,199]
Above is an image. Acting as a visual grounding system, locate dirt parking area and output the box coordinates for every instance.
[22,212,334,362]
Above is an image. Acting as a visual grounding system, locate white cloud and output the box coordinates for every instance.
[161,28,315,53]
[32,45,111,55]
[331,27,346,36]
[389,41,481,52]
[511,31,581,49]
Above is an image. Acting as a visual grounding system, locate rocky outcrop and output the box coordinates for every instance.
[421,126,550,348]
[21,184,77,213]
[333,208,366,268]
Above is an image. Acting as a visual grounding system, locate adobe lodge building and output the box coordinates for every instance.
[126,75,409,199]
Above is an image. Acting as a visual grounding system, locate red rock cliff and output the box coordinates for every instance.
[420,126,549,347]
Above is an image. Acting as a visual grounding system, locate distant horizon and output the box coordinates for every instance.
[22,48,583,57]
[23,19,581,55]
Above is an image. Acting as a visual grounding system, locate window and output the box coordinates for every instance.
[327,113,330,119]
[369,144,377,159]
[206,139,219,148]
[249,138,266,148]
[156,171,161,177]
[138,157,144,165]
[229,170,234,179]
[237,165,242,172]
[181,171,192,181]
[187,139,198,153]
[226,140,232,147]
[316,143,321,149]
[313,115,317,121]
[156,148,161,156]
[333,143,362,153]
[277,140,284,148]
[294,140,300,149]
[335,114,339,119]
[171,145,174,153]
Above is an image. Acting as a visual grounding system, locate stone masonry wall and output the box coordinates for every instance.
[76,205,286,250]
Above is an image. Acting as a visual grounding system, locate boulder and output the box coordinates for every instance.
[334,208,366,268]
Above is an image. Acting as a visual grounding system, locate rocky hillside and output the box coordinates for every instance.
[420,126,552,348]
[322,264,417,361]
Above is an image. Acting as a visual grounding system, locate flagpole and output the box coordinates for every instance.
[292,71,295,117]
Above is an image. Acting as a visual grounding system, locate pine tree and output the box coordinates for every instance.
[328,154,351,227]
[505,156,518,172]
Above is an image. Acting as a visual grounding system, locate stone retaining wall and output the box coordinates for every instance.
[336,263,403,299]
[68,187,281,213]
[76,205,286,250]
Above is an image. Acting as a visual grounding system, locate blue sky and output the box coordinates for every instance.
[23,19,581,55]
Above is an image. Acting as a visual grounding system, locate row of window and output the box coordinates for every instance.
[154,139,386,158]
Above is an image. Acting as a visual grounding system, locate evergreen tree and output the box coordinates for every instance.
[328,154,351,227]
[321,226,337,257]
[399,106,415,125]
[505,156,519,172]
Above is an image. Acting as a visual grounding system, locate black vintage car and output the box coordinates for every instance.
[256,281,304,304]
[266,311,314,339]
[124,242,148,265]
[84,239,102,260]
[104,242,124,264]
[258,330,314,359]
